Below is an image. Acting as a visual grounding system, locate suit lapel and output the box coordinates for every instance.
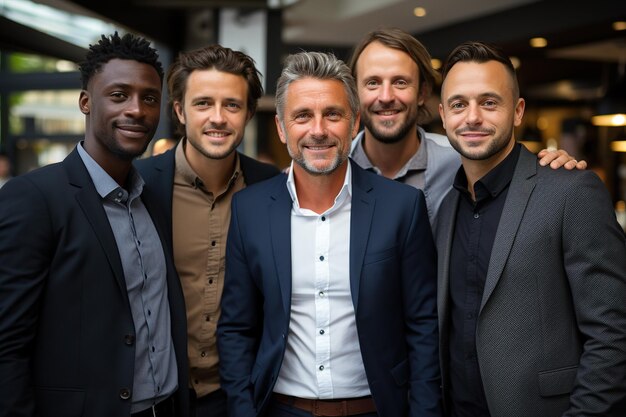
[64,149,127,294]
[480,147,537,312]
[437,191,460,327]
[269,178,294,316]
[349,163,375,310]
[143,151,175,243]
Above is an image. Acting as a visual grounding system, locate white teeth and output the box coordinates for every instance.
[205,132,228,137]
[307,146,329,150]
[377,111,397,116]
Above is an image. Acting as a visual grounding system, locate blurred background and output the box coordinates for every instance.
[1,0,625,225]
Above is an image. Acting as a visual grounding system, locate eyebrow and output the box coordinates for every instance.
[446,92,503,105]
[107,82,161,95]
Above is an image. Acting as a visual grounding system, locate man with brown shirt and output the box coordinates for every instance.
[135,45,279,417]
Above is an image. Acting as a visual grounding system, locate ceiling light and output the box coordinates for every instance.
[530,37,548,48]
[613,21,626,31]
[510,56,521,69]
[592,61,626,127]
[611,140,626,152]
[413,7,427,17]
[431,58,441,70]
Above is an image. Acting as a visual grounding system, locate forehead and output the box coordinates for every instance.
[186,68,248,99]
[442,61,514,98]
[90,58,161,91]
[356,41,419,78]
[285,78,350,109]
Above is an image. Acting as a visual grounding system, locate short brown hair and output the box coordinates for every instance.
[348,27,440,124]
[167,44,263,137]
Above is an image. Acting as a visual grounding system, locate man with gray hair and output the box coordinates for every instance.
[217,51,442,417]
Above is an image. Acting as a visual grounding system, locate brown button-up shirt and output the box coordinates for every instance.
[172,140,244,397]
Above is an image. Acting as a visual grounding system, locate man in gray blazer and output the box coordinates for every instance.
[436,41,626,417]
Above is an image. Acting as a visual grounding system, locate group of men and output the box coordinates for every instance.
[0,26,624,417]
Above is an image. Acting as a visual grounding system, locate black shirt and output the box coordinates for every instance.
[448,143,521,417]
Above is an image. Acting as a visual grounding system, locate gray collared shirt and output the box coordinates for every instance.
[77,143,177,412]
[350,126,460,228]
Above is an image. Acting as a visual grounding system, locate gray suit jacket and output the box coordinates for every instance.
[436,145,626,417]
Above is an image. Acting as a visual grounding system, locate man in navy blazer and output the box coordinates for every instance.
[217,52,441,417]
[0,33,189,417]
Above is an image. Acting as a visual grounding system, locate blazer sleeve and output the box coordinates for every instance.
[217,194,261,417]
[402,191,443,417]
[562,172,626,416]
[0,177,53,417]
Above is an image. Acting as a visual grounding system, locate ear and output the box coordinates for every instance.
[174,101,186,125]
[79,90,90,114]
[275,115,287,145]
[513,98,525,127]
[438,103,446,130]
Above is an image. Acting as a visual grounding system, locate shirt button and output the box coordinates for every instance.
[321,216,326,221]
[124,334,135,345]
[319,365,324,371]
[319,291,325,297]
[201,351,206,357]
[119,388,131,400]
[147,310,151,316]
[474,212,480,219]
[209,279,213,284]
[319,329,325,335]
[205,315,211,321]
[319,255,324,261]
[152,346,155,352]
[211,241,216,246]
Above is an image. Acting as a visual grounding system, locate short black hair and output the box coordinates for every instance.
[79,32,164,89]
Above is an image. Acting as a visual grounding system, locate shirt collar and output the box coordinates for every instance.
[286,160,352,216]
[77,141,144,203]
[174,137,241,192]
[453,142,521,203]
[350,126,428,179]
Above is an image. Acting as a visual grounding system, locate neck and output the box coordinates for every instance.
[292,161,348,214]
[362,128,419,178]
[82,141,132,188]
[185,145,237,194]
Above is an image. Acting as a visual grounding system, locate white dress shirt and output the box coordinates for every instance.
[273,162,371,399]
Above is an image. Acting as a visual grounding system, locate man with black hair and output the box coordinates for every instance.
[0,32,189,417]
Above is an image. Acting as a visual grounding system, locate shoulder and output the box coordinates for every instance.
[236,172,287,201]
[239,152,281,185]
[422,131,460,164]
[134,149,173,173]
[352,161,423,202]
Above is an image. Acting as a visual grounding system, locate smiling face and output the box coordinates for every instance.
[275,77,359,177]
[355,41,423,144]
[439,60,525,169]
[174,69,250,165]
[80,58,162,163]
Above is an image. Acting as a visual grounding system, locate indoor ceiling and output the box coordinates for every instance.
[3,0,626,103]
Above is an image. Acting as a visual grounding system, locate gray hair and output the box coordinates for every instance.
[275,51,359,125]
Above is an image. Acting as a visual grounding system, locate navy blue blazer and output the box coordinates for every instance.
[217,160,442,417]
[0,148,189,417]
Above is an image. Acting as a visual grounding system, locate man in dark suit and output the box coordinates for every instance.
[0,33,189,417]
[436,41,626,417]
[217,51,441,417]
[135,45,279,417]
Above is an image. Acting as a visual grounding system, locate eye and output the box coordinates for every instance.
[326,110,343,121]
[393,79,408,88]
[364,79,380,89]
[225,102,242,111]
[293,113,311,122]
[483,99,497,108]
[110,92,127,100]
[450,102,466,110]
[194,100,210,108]
[144,95,159,104]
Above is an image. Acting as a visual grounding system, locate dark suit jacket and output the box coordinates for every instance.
[217,160,442,417]
[0,148,189,417]
[436,145,626,417]
[134,148,280,254]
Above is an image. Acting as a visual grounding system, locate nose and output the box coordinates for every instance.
[124,95,144,118]
[378,81,394,103]
[310,115,327,138]
[465,103,482,125]
[209,105,225,125]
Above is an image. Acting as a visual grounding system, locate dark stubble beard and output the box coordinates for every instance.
[361,105,419,144]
